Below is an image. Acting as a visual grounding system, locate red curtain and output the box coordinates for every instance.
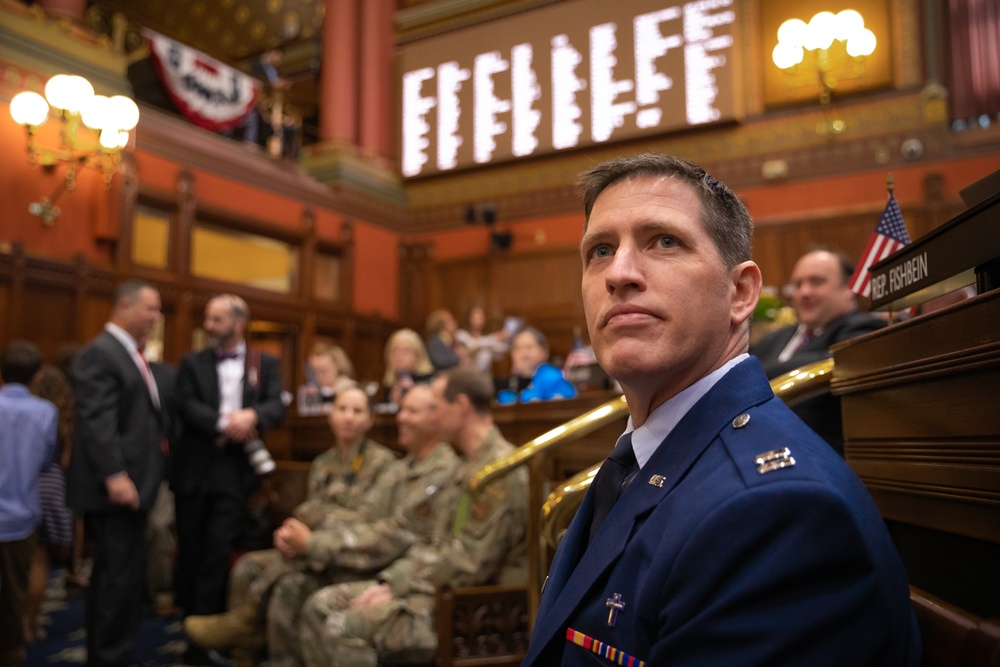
[949,0,1000,122]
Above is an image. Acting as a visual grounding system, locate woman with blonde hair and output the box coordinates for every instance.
[302,342,357,414]
[381,328,434,405]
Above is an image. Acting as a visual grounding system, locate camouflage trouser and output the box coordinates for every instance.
[299,580,437,667]
[265,569,337,667]
[228,549,306,611]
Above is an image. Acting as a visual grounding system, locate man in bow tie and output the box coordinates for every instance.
[171,293,285,663]
[522,154,919,667]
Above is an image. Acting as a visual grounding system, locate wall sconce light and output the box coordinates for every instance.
[772,10,876,136]
[9,74,139,225]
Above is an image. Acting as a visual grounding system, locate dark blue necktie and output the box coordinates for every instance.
[216,349,240,362]
[588,433,638,544]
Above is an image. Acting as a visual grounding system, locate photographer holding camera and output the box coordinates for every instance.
[172,294,285,663]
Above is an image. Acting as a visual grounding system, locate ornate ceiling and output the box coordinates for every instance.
[90,0,325,61]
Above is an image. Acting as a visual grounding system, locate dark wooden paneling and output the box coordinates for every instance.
[21,286,75,362]
[832,289,1000,617]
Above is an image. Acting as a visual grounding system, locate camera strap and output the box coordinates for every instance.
[245,348,262,389]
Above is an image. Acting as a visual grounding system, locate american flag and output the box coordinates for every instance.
[848,192,912,297]
[562,342,596,381]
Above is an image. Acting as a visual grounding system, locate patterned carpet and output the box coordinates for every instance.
[25,567,187,667]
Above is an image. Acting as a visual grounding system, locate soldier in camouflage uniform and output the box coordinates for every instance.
[298,367,528,667]
[183,387,397,653]
[264,384,460,666]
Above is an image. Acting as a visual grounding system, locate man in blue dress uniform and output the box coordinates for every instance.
[523,153,920,667]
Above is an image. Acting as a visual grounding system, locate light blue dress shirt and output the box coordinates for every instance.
[0,383,58,541]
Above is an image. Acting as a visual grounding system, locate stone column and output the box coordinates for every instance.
[319,0,359,146]
[359,0,393,161]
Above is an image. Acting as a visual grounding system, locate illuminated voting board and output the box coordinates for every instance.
[399,0,739,178]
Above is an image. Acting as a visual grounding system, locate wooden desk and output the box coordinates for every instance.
[831,289,1000,619]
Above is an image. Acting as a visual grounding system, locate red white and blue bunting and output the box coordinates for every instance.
[144,29,260,132]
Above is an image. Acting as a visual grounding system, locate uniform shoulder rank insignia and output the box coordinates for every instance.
[566,628,645,667]
[755,447,795,474]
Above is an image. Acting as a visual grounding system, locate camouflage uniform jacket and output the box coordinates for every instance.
[293,438,397,528]
[377,426,528,597]
[304,442,460,573]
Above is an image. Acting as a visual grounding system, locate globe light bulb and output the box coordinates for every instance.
[99,128,129,150]
[81,95,112,130]
[108,95,140,131]
[10,91,50,127]
[776,19,808,49]
[772,43,804,70]
[846,28,877,57]
[805,12,837,51]
[834,9,865,41]
[44,74,95,114]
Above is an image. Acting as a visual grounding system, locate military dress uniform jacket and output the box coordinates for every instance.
[523,358,921,667]
[378,427,528,597]
[305,442,460,573]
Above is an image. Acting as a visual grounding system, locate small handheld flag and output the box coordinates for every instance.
[849,178,912,297]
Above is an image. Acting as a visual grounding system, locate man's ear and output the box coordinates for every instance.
[731,261,763,326]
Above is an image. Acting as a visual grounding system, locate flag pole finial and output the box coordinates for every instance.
[886,172,894,194]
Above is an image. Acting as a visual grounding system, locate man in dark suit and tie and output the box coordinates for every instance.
[67,279,168,667]
[522,154,919,666]
[172,294,285,648]
[751,248,886,455]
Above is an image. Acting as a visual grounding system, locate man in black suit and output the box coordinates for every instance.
[751,248,886,454]
[67,279,168,667]
[172,294,285,641]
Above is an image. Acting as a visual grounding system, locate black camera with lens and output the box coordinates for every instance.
[243,438,276,476]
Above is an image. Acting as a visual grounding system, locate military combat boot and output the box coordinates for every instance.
[183,602,266,651]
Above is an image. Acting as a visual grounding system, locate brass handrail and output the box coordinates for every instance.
[540,358,835,549]
[470,395,629,491]
[469,394,629,628]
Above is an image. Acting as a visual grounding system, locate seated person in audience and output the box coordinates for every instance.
[496,326,576,404]
[751,247,885,455]
[298,342,357,415]
[381,328,434,406]
[264,384,461,667]
[297,368,527,667]
[425,309,460,372]
[454,305,510,375]
[183,387,397,655]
